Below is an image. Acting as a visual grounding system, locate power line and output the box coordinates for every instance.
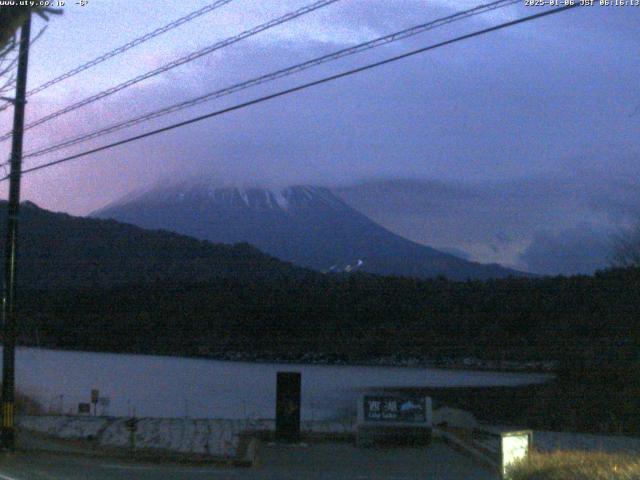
[2,4,579,182]
[22,0,521,161]
[0,0,236,113]
[0,0,341,142]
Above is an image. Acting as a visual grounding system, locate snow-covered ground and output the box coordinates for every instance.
[2,347,550,420]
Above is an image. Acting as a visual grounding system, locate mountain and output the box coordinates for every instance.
[93,181,525,280]
[1,201,310,289]
[333,177,624,275]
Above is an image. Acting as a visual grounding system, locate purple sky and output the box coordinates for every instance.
[0,1,638,271]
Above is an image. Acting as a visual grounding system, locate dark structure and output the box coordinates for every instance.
[275,372,301,442]
[1,12,30,451]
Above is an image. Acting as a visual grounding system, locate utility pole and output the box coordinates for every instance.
[1,12,31,451]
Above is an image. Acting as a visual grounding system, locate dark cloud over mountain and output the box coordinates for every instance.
[335,173,640,274]
[0,2,635,278]
[519,225,613,276]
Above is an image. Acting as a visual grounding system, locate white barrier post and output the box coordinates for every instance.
[500,430,532,479]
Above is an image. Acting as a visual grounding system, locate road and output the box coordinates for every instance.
[0,442,497,479]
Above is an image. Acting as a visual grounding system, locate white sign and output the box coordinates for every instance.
[358,394,432,427]
[501,431,531,478]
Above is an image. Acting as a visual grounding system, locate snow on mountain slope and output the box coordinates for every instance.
[93,180,526,280]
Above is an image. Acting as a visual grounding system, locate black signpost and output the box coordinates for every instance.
[125,417,138,450]
[275,372,301,442]
[91,389,99,416]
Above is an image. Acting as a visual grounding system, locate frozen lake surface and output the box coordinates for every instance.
[4,347,551,420]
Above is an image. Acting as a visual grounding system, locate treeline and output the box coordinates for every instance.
[15,267,639,364]
[13,267,640,434]
[3,201,310,289]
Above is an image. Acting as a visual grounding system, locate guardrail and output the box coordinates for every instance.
[436,426,532,479]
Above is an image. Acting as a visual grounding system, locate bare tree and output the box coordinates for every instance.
[0,7,61,97]
[0,6,61,48]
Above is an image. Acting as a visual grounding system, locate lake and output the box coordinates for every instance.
[3,347,550,420]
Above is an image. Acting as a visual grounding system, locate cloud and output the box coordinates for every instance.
[435,245,473,261]
[334,174,640,273]
[0,1,636,231]
[519,224,613,276]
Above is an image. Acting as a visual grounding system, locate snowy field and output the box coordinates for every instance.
[2,347,550,420]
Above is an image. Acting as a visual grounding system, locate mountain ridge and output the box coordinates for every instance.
[1,200,312,289]
[93,181,528,280]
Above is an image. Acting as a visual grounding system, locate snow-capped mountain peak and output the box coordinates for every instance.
[93,179,525,280]
[105,181,347,214]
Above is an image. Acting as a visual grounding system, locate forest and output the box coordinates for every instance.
[18,267,638,364]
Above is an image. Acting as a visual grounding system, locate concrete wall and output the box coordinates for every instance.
[17,415,354,459]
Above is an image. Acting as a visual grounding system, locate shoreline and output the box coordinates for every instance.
[7,343,556,375]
